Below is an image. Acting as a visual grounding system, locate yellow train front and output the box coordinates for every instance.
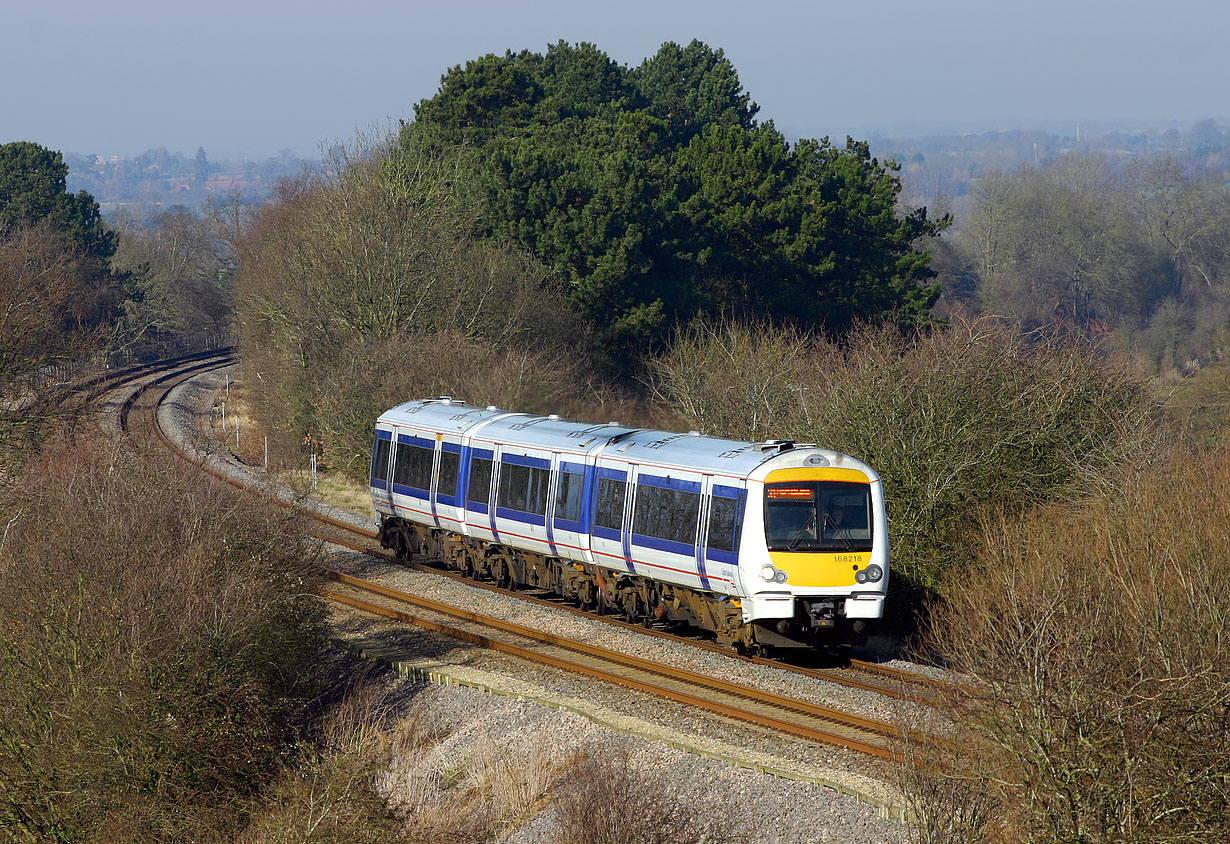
[735,446,888,652]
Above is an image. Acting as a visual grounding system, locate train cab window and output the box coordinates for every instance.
[555,467,585,522]
[498,462,550,515]
[707,493,742,553]
[468,456,493,506]
[393,442,434,491]
[594,477,626,531]
[438,449,460,499]
[764,481,872,552]
[633,483,700,547]
[371,435,392,484]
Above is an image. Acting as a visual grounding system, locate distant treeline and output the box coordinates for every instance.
[66,146,305,216]
[877,118,1230,211]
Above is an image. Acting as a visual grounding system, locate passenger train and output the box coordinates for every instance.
[370,398,888,652]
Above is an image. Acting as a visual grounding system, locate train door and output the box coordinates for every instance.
[370,428,394,515]
[433,435,464,532]
[589,461,632,573]
[550,455,591,563]
[462,444,497,542]
[701,475,745,596]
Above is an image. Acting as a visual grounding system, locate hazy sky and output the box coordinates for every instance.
[3,0,1226,159]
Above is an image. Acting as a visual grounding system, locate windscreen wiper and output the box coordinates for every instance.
[787,513,817,551]
[823,513,855,550]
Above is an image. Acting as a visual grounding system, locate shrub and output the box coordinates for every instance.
[925,448,1230,843]
[653,317,1163,613]
[0,438,330,842]
[311,331,593,480]
[233,133,587,476]
[551,746,730,844]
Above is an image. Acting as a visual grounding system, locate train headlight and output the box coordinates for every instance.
[855,570,868,583]
[759,564,777,582]
[774,569,788,583]
[864,564,883,583]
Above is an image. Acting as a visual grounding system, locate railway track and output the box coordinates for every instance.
[121,358,946,760]
[303,510,946,706]
[323,569,902,758]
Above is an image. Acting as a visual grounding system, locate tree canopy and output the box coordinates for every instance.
[402,40,947,365]
[0,141,116,265]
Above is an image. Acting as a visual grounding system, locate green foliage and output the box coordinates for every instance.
[631,40,758,143]
[0,141,116,265]
[405,40,947,369]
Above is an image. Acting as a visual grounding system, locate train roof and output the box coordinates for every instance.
[376,398,862,479]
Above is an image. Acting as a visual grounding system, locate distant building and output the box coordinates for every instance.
[205,174,262,192]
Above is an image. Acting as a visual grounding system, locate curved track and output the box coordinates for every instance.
[123,358,945,760]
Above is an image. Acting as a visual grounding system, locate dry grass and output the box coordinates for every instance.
[377,715,571,842]
[281,468,375,517]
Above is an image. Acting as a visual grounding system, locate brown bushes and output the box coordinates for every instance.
[234,134,591,478]
[0,437,330,842]
[550,747,731,844]
[652,317,1163,605]
[309,331,595,479]
[922,448,1230,843]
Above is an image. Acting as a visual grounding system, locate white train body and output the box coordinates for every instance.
[370,398,888,649]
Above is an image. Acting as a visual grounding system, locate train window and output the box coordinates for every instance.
[764,481,872,552]
[555,469,585,522]
[594,477,626,531]
[498,463,550,515]
[438,449,460,498]
[371,436,391,483]
[633,484,700,547]
[468,456,493,506]
[707,494,741,553]
[393,442,434,491]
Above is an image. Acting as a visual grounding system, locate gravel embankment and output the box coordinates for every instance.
[152,366,917,843]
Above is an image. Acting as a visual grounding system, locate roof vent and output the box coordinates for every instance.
[486,405,498,411]
[548,414,561,421]
[753,439,795,453]
[608,421,620,426]
[687,430,700,437]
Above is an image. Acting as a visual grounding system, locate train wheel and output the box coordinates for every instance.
[622,593,642,625]
[577,581,595,612]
